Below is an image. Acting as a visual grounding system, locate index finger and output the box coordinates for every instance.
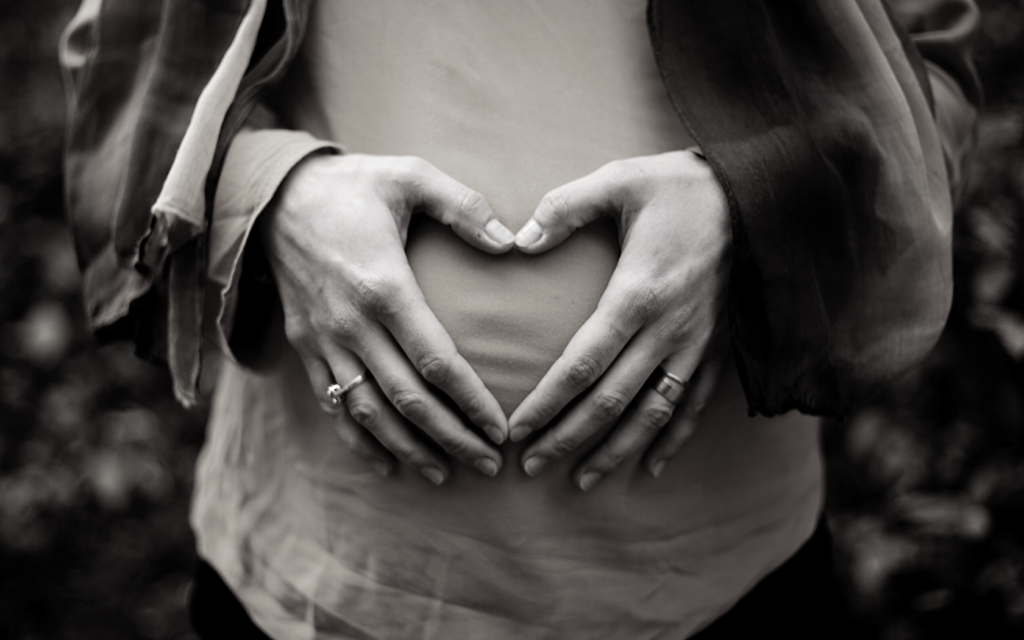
[507,274,658,442]
[370,270,509,445]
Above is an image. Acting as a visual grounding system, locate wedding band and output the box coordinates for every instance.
[651,368,688,405]
[327,371,371,405]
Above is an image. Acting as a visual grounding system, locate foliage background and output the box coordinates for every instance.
[0,1,1022,638]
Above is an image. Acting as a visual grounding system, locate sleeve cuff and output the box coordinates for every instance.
[206,129,342,365]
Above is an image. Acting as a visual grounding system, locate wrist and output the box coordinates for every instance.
[257,149,338,258]
[683,147,731,255]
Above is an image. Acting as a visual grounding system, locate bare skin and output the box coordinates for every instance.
[508,150,732,491]
[259,153,515,485]
[261,149,730,491]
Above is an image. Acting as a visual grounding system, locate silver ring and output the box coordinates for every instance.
[327,370,371,406]
[651,368,688,405]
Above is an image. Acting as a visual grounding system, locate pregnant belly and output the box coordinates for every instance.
[278,212,822,520]
[259,217,824,634]
[406,216,620,415]
[400,215,823,536]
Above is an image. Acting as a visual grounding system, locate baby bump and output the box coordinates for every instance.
[270,213,824,601]
[406,215,621,416]
[403,213,823,524]
[401,217,824,533]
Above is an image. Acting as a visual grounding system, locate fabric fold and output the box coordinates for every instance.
[648,0,980,417]
[62,0,980,413]
[206,128,341,365]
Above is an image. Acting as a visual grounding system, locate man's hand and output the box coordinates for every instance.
[260,153,516,484]
[507,150,731,490]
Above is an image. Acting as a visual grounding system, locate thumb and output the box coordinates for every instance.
[410,161,514,254]
[516,172,614,254]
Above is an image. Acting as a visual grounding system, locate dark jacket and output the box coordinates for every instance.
[61,0,981,415]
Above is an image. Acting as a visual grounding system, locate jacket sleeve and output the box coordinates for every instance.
[648,0,981,418]
[888,0,981,204]
[59,0,167,340]
[206,128,340,368]
[60,0,310,406]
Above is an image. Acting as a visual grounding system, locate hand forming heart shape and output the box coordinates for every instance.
[261,150,730,490]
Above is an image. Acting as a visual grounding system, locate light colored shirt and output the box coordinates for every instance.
[195,1,824,638]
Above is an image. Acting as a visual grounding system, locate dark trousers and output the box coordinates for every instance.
[190,518,851,639]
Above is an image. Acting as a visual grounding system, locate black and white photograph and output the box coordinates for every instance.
[1,1,1023,638]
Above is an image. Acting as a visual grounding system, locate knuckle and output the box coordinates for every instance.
[545,189,572,220]
[395,155,429,180]
[664,304,702,342]
[592,389,630,422]
[565,355,602,390]
[548,435,579,459]
[599,159,641,196]
[357,274,401,318]
[434,431,471,457]
[384,440,419,464]
[598,450,625,471]
[312,309,360,342]
[604,158,631,177]
[620,160,647,187]
[640,405,674,433]
[623,282,666,321]
[604,159,630,183]
[355,273,388,304]
[392,390,429,423]
[347,401,379,427]
[458,394,488,421]
[458,188,486,216]
[329,310,361,340]
[417,354,454,388]
[392,447,420,465]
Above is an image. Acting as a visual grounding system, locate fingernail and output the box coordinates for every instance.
[474,457,499,477]
[422,466,445,485]
[484,424,506,445]
[509,425,531,442]
[372,459,391,477]
[515,220,543,247]
[485,219,515,246]
[523,456,546,476]
[650,459,666,478]
[579,471,602,492]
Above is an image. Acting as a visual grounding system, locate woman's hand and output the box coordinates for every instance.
[507,150,731,490]
[260,153,516,484]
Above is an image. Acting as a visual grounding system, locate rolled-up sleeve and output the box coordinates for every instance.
[649,0,981,418]
[206,129,341,365]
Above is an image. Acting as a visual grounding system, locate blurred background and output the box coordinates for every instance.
[0,1,1022,639]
